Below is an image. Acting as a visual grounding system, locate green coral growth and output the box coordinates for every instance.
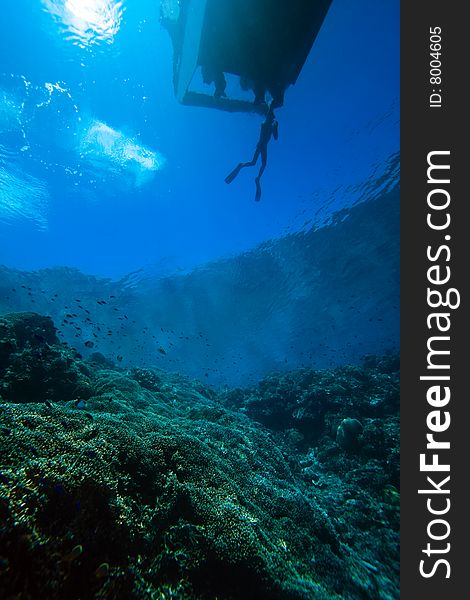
[0,312,399,599]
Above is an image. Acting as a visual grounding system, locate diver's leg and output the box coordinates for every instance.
[254,148,267,201]
[225,148,259,184]
[257,147,267,178]
[254,178,262,202]
[244,147,260,168]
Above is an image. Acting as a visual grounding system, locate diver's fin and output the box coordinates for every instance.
[225,164,242,184]
[255,178,261,202]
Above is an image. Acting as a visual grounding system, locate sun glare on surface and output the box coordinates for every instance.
[43,0,124,47]
[80,120,166,183]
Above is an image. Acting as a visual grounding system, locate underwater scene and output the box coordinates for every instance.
[1,1,399,598]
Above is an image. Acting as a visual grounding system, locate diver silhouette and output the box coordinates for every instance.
[225,105,278,202]
[202,64,227,99]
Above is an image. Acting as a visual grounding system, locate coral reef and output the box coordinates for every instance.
[0,313,92,404]
[0,312,399,599]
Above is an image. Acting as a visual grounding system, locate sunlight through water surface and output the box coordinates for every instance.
[42,0,124,47]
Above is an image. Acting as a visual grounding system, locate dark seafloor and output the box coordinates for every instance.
[0,310,399,599]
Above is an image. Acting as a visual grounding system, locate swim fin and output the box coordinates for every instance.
[255,178,261,202]
[225,164,242,184]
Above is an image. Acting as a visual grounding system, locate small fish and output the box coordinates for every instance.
[158,347,167,355]
[95,562,109,579]
[64,544,83,563]
[84,341,94,348]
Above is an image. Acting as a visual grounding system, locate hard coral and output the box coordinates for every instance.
[0,312,92,404]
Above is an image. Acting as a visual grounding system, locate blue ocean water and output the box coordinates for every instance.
[0,0,399,386]
[0,3,401,597]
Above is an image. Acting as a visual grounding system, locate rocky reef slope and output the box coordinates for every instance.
[0,313,399,599]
